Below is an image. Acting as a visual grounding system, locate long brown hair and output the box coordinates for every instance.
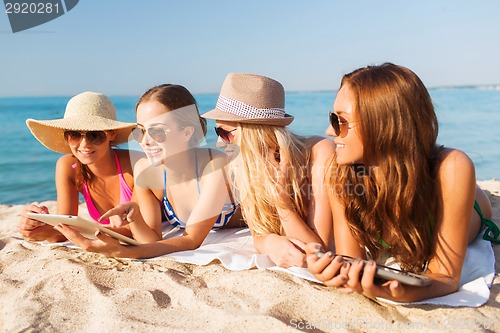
[331,63,441,272]
[75,161,96,191]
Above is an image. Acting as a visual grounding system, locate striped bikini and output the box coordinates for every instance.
[162,150,236,229]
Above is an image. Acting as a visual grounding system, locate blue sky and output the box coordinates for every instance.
[1,0,499,97]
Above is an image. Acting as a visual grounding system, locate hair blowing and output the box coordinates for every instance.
[330,63,441,272]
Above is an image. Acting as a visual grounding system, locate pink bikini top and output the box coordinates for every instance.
[74,151,133,224]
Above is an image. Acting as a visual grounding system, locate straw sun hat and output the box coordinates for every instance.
[202,73,294,126]
[26,91,136,154]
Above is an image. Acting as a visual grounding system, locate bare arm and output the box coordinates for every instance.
[252,139,336,267]
[55,155,80,216]
[58,154,232,258]
[273,138,336,244]
[308,150,478,302]
[380,149,476,301]
[19,155,79,242]
[100,157,164,242]
[306,180,364,284]
[304,138,336,249]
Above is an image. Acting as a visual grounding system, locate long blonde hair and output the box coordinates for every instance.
[231,124,310,236]
[329,63,441,273]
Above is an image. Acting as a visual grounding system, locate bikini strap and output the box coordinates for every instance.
[207,148,235,207]
[474,200,500,244]
[195,149,200,194]
[163,169,167,199]
[375,233,391,249]
[113,150,123,175]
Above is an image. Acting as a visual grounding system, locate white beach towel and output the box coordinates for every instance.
[44,225,496,307]
[378,234,496,307]
[154,226,496,307]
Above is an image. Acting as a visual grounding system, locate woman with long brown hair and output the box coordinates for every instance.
[307,63,496,302]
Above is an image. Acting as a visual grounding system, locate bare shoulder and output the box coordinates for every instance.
[306,136,336,166]
[437,148,475,178]
[133,155,150,174]
[115,149,145,169]
[311,136,335,153]
[436,148,475,189]
[134,159,164,190]
[198,147,229,175]
[54,154,77,182]
[56,154,77,168]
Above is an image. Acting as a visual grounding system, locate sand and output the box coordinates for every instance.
[1,180,499,332]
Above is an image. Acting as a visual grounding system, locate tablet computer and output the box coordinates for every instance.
[372,262,432,287]
[315,252,432,287]
[26,213,141,246]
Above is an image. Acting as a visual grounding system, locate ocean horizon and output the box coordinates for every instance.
[1,86,499,205]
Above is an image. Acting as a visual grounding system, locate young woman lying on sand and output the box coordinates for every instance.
[19,92,137,242]
[57,84,240,258]
[201,73,335,268]
[306,63,497,302]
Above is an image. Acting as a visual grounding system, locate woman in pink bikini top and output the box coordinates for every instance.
[19,91,137,242]
[76,150,133,223]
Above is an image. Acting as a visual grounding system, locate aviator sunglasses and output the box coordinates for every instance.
[132,124,173,143]
[214,126,236,143]
[64,130,108,145]
[329,112,356,137]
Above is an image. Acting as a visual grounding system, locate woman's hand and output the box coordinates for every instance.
[338,258,406,299]
[54,224,132,258]
[99,202,139,228]
[305,242,349,286]
[264,235,306,268]
[305,243,406,299]
[18,204,64,242]
[266,148,294,210]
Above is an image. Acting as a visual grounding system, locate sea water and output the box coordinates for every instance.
[0,88,499,204]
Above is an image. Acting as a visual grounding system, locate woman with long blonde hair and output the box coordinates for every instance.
[202,73,335,267]
[306,63,496,302]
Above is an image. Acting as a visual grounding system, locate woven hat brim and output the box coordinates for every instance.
[201,108,294,127]
[26,116,136,154]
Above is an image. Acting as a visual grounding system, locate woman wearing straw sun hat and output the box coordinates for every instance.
[19,91,139,242]
[202,73,336,268]
[55,84,242,258]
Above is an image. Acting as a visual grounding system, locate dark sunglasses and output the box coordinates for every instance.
[131,125,172,143]
[214,126,236,143]
[64,130,108,145]
[329,112,356,138]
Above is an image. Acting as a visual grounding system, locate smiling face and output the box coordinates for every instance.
[326,84,364,165]
[66,130,116,165]
[136,100,190,166]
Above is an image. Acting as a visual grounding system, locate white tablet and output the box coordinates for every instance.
[26,213,141,246]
